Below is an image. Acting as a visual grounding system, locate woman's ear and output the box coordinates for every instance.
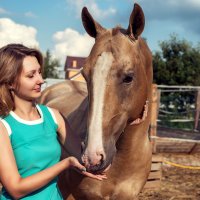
[8,82,15,91]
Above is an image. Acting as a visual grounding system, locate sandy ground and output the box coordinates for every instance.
[139,153,200,200]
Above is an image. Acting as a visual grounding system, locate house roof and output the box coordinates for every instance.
[64,56,86,71]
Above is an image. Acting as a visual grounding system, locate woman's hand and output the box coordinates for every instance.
[66,157,107,181]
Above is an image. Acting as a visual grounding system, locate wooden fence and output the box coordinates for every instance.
[150,84,200,153]
[143,154,163,190]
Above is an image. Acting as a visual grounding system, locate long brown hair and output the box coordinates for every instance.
[0,44,43,117]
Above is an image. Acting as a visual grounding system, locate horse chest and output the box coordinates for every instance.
[73,178,139,200]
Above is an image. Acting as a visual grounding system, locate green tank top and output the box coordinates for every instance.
[0,104,63,200]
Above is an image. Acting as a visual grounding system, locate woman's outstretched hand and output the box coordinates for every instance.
[67,156,107,181]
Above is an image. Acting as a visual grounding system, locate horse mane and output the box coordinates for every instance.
[112,26,128,38]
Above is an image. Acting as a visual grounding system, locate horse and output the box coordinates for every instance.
[39,3,153,200]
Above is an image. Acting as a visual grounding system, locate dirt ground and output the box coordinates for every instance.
[138,153,200,200]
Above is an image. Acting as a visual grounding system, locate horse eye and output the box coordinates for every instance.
[123,74,134,84]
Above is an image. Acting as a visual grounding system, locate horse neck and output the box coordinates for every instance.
[110,117,152,177]
[113,81,153,159]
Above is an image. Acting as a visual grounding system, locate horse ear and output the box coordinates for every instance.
[127,3,145,40]
[81,7,105,38]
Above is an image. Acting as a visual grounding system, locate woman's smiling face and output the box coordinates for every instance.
[12,56,44,101]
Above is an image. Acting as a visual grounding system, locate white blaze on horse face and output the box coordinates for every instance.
[86,52,114,165]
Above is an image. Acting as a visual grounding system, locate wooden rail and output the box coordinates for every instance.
[195,89,200,130]
[150,84,160,153]
[151,136,200,153]
[143,154,163,190]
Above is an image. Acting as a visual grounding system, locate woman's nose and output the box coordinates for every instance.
[37,73,44,84]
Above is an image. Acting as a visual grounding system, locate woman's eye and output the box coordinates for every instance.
[123,74,133,84]
[27,74,34,78]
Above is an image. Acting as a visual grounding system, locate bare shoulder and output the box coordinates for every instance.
[48,107,60,115]
[0,120,8,135]
[47,107,62,120]
[47,107,65,127]
[0,119,12,148]
[47,107,66,140]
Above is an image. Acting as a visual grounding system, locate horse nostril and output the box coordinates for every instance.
[99,153,105,164]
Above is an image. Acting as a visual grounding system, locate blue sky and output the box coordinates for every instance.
[0,0,200,65]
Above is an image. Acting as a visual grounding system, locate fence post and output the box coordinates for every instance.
[194,90,200,131]
[150,84,161,153]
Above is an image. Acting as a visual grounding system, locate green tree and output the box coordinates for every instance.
[153,34,200,130]
[43,50,60,79]
[153,34,200,86]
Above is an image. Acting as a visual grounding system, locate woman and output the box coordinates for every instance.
[0,44,106,200]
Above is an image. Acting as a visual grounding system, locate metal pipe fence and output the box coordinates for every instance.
[156,85,200,135]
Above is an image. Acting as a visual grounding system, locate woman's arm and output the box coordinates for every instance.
[0,122,88,200]
[50,108,67,146]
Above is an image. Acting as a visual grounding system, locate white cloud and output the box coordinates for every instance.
[24,11,37,18]
[0,8,9,15]
[168,0,200,8]
[66,0,116,19]
[52,28,94,65]
[138,0,200,9]
[89,3,116,19]
[0,18,39,48]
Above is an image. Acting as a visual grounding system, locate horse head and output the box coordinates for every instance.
[81,3,152,173]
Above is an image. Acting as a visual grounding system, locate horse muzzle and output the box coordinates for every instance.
[81,113,128,173]
[81,143,114,173]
